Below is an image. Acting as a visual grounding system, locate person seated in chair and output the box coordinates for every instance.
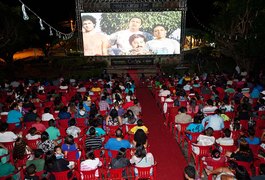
[192,127,215,155]
[104,129,131,151]
[226,139,254,162]
[245,128,261,145]
[128,119,148,135]
[216,128,234,146]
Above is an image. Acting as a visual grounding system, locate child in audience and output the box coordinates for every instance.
[26,127,41,140]
[202,149,227,171]
[54,146,64,159]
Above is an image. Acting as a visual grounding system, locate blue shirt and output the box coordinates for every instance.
[104,138,131,151]
[201,114,224,131]
[186,123,203,133]
[7,110,22,124]
[245,137,260,145]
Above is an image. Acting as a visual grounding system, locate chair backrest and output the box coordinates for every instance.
[235,160,253,176]
[249,144,260,156]
[2,141,15,152]
[240,120,248,130]
[219,145,236,155]
[59,119,69,128]
[134,162,157,179]
[212,130,223,139]
[65,150,79,161]
[108,168,123,179]
[26,139,40,150]
[192,144,212,156]
[105,125,120,137]
[80,168,98,180]
[51,170,71,180]
[76,118,86,127]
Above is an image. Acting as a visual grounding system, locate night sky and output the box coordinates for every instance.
[2,0,212,28]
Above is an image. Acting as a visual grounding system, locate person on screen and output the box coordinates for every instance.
[146,25,180,55]
[82,15,109,56]
[108,17,153,55]
[122,34,152,55]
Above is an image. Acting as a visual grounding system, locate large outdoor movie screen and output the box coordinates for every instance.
[81,11,182,56]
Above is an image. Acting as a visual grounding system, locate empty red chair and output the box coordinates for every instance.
[240,120,248,130]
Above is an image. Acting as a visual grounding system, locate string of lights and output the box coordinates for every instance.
[190,8,258,41]
[18,0,74,40]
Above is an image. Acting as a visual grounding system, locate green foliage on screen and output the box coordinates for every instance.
[100,11,181,35]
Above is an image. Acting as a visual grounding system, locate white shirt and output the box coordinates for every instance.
[197,135,215,146]
[42,113,55,121]
[80,158,102,177]
[0,131,17,142]
[25,134,41,140]
[146,38,180,54]
[216,137,234,146]
[66,126,81,138]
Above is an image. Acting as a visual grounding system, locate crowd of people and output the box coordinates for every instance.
[151,69,265,179]
[0,74,154,179]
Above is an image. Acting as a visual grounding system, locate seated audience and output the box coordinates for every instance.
[62,135,79,160]
[216,128,234,146]
[104,129,131,151]
[38,132,56,153]
[184,165,197,180]
[130,145,154,170]
[110,147,130,177]
[106,108,122,126]
[129,119,148,134]
[25,164,39,180]
[32,117,46,133]
[85,127,102,150]
[58,106,71,120]
[0,122,18,142]
[202,149,227,171]
[66,118,81,138]
[26,149,45,172]
[192,127,215,155]
[226,139,254,162]
[13,137,33,163]
[46,119,61,141]
[41,107,54,121]
[252,163,265,179]
[25,127,41,140]
[201,109,224,131]
[245,128,261,145]
[0,144,15,177]
[80,148,102,177]
[133,129,148,148]
[175,106,193,130]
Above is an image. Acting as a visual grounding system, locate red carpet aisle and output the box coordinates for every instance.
[127,69,139,86]
[136,87,187,180]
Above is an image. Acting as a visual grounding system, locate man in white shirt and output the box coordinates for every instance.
[216,128,234,146]
[0,123,18,142]
[42,107,55,121]
[192,127,215,155]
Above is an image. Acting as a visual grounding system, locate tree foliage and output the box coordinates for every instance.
[100,11,182,35]
[211,0,265,70]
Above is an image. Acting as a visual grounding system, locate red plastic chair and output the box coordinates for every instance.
[183,131,201,158]
[240,120,248,130]
[225,111,235,120]
[58,119,69,128]
[108,168,124,180]
[2,141,15,152]
[51,170,73,180]
[235,160,254,176]
[65,150,79,161]
[174,123,191,143]
[76,118,87,128]
[212,130,223,139]
[105,125,120,137]
[219,145,237,155]
[249,144,260,157]
[133,162,157,180]
[79,168,99,180]
[191,144,213,176]
[167,107,179,129]
[25,139,40,150]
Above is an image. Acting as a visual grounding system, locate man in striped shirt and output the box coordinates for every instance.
[85,127,103,150]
